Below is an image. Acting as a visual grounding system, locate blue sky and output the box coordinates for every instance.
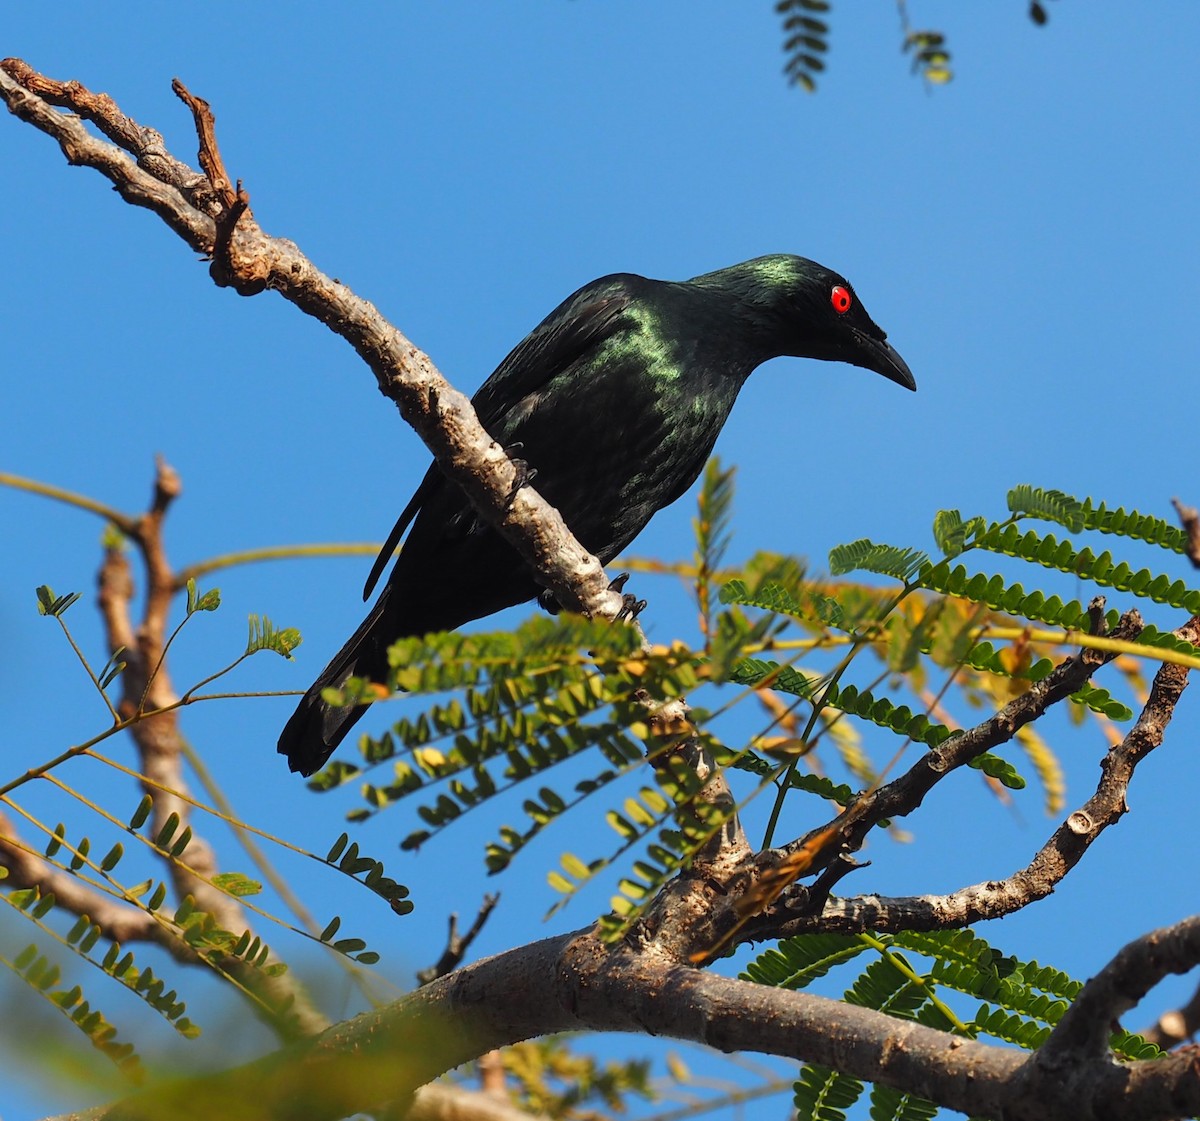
[3,5,1200,1118]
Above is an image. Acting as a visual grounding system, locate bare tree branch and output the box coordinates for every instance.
[91,459,329,1039]
[757,612,1197,939]
[1172,497,1200,569]
[0,59,630,628]
[417,894,501,985]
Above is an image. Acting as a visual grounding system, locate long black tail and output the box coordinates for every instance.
[277,588,396,776]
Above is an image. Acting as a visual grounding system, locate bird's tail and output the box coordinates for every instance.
[277,588,395,777]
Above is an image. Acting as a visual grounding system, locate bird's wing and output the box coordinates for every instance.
[362,277,638,601]
[470,277,637,429]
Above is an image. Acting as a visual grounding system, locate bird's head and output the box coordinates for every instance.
[693,254,916,391]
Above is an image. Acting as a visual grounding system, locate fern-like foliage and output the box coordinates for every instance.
[793,1062,865,1121]
[745,927,1160,1120]
[829,539,929,585]
[902,29,952,85]
[694,457,736,648]
[741,931,869,989]
[2,940,142,1077]
[775,0,830,92]
[312,616,736,919]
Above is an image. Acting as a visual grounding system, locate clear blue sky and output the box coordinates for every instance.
[3,5,1200,1119]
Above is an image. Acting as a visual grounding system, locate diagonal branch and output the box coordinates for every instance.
[778,607,1144,874]
[755,612,1197,939]
[0,59,628,628]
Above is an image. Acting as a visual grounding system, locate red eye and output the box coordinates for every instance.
[830,285,852,314]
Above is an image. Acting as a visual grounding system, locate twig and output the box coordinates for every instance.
[417,894,501,985]
[1173,497,1200,568]
[752,610,1193,940]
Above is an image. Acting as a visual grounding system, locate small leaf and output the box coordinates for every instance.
[14,944,38,970]
[211,872,263,898]
[154,813,180,848]
[169,827,193,858]
[319,916,341,943]
[128,795,153,830]
[100,843,124,873]
[45,823,67,858]
[325,833,349,862]
[98,646,128,690]
[195,588,221,613]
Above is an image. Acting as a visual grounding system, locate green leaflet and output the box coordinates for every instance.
[2,945,144,1075]
[973,522,1200,614]
[1006,485,1085,533]
[829,539,929,584]
[1008,485,1189,554]
[793,1063,865,1121]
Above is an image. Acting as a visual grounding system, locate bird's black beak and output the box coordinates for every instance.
[853,330,916,391]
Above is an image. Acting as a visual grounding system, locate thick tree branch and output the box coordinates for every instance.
[57,925,1200,1121]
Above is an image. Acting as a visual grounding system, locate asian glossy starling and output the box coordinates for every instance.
[279,255,914,775]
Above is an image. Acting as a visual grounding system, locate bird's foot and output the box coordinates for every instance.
[503,444,538,509]
[615,592,647,622]
[606,574,646,621]
[538,574,645,620]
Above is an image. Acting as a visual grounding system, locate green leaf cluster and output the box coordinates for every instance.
[775,0,830,93]
[745,927,1161,1120]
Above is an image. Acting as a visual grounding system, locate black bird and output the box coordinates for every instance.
[279,255,914,775]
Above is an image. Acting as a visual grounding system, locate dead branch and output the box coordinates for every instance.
[756,612,1198,939]
[0,59,629,628]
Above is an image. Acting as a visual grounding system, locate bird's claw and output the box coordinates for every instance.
[537,588,561,616]
[614,593,647,623]
[504,457,538,509]
[608,572,631,594]
[502,444,537,509]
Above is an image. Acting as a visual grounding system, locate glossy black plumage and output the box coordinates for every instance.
[279,255,914,775]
